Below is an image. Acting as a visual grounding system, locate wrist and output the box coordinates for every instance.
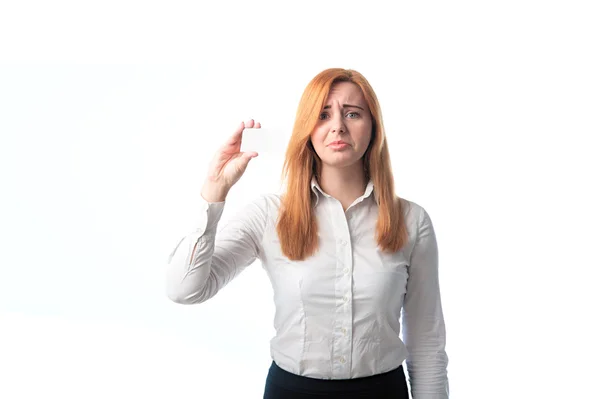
[201,182,229,203]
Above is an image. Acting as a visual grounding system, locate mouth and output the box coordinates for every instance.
[328,141,349,149]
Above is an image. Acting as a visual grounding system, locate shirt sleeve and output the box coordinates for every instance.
[165,195,268,304]
[401,206,449,399]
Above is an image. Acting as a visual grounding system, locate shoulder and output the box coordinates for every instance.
[396,196,435,238]
[219,193,283,235]
[397,196,425,225]
[246,192,282,213]
[261,192,283,207]
[237,192,283,221]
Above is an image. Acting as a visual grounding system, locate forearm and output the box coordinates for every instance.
[404,318,449,398]
[167,226,222,304]
[403,206,449,398]
[166,198,225,304]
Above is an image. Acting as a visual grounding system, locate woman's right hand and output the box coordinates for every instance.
[201,119,260,202]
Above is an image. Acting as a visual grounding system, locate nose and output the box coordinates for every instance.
[330,113,346,134]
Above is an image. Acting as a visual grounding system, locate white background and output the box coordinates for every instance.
[1,1,599,398]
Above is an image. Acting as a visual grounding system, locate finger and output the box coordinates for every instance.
[223,122,245,146]
[238,152,258,171]
[255,121,261,128]
[244,118,255,129]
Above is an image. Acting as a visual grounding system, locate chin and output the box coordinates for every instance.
[322,158,362,169]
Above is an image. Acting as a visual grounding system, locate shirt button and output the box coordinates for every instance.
[342,295,349,303]
[343,267,350,274]
[340,239,347,246]
[340,356,346,364]
[341,328,347,335]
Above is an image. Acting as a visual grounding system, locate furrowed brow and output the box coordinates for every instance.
[323,104,365,110]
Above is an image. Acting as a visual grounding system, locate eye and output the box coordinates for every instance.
[319,112,329,120]
[346,111,360,119]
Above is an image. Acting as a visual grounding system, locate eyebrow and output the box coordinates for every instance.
[323,104,365,110]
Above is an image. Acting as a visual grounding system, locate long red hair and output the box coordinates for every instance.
[276,68,409,260]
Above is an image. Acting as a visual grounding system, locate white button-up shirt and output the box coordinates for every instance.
[166,178,449,398]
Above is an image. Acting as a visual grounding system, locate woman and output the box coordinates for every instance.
[166,68,449,398]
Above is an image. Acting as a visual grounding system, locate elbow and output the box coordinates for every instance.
[166,285,204,305]
[165,264,213,305]
[165,284,186,304]
[167,292,193,305]
[166,285,208,305]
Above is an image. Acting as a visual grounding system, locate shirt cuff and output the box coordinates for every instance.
[196,197,226,234]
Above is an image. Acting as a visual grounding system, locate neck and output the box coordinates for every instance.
[317,163,368,210]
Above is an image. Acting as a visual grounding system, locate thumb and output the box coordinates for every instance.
[236,151,258,171]
[242,151,259,163]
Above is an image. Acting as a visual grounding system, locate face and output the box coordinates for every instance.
[310,81,373,172]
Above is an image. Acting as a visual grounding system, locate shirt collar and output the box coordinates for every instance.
[310,176,375,207]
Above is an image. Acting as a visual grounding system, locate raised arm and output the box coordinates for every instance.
[166,194,267,304]
[165,119,263,304]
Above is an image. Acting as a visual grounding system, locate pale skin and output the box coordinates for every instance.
[310,81,372,210]
[200,119,261,203]
[201,82,372,210]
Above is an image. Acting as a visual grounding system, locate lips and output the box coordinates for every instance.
[327,141,350,150]
[328,140,349,146]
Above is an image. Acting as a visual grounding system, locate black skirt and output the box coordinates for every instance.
[263,361,410,399]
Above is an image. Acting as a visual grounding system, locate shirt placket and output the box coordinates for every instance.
[330,199,354,379]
